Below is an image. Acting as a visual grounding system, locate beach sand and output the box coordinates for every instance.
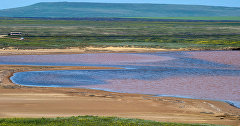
[0,48,240,125]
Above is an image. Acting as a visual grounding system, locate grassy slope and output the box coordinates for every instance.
[0,116,221,126]
[129,17,240,21]
[0,18,240,49]
[1,2,240,17]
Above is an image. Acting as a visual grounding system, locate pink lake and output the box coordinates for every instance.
[4,51,240,107]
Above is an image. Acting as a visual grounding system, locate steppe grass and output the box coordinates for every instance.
[1,35,240,49]
[0,18,240,49]
[0,116,222,126]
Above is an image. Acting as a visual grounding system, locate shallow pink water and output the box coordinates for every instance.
[2,53,174,65]
[187,51,240,67]
[78,76,240,102]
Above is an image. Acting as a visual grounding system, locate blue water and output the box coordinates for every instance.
[1,51,240,108]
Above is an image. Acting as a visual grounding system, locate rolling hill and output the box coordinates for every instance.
[1,2,240,18]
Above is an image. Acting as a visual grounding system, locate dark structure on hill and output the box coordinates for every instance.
[8,32,22,36]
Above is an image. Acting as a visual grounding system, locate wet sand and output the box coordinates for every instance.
[0,49,240,125]
[1,86,239,125]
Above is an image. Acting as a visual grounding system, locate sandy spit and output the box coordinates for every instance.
[0,47,185,56]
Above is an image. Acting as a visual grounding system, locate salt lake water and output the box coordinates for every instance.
[0,51,239,107]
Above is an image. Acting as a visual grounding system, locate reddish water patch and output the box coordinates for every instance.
[1,53,174,65]
[79,75,240,102]
[187,51,240,67]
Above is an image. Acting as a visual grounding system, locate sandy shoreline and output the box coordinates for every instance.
[0,47,183,56]
[0,46,238,56]
[0,48,240,125]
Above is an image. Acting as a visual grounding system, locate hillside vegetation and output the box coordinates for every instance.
[1,2,240,17]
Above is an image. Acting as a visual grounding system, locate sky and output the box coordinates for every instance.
[1,0,240,9]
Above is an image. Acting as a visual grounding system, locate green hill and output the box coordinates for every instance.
[1,2,240,18]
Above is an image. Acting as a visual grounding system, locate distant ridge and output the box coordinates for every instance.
[1,2,240,18]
